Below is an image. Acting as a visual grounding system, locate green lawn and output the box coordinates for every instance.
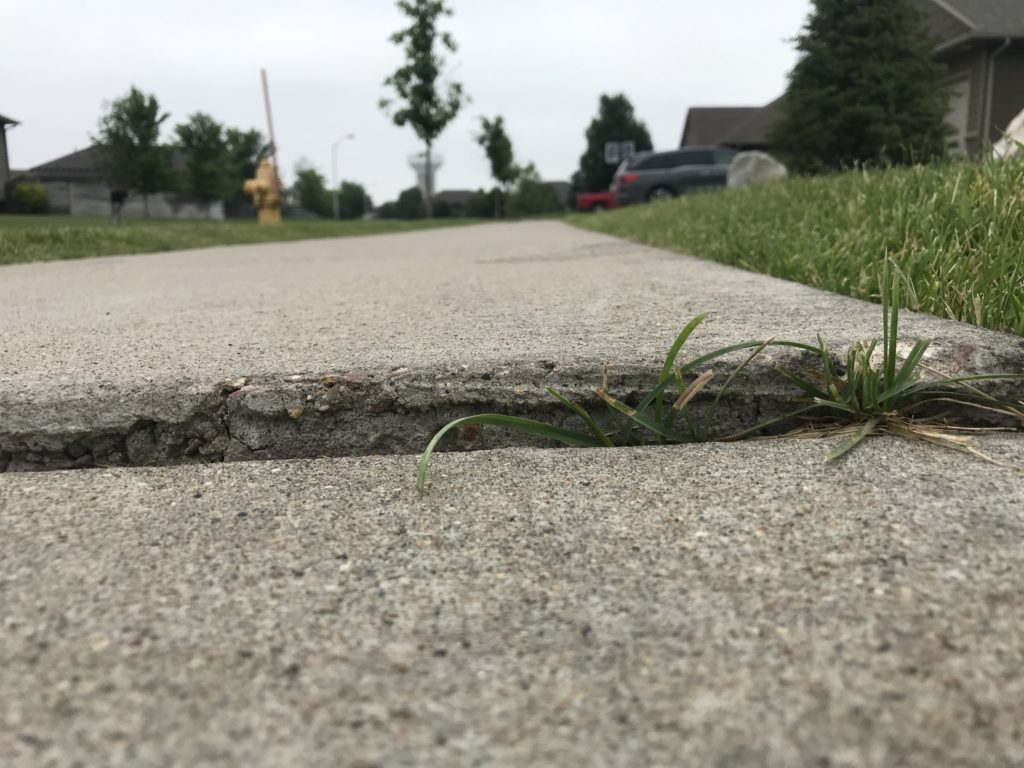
[0,215,481,266]
[573,158,1024,336]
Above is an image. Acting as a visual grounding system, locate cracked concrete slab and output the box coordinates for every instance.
[2,435,1024,766]
[2,222,1022,470]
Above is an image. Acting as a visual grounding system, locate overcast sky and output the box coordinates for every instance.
[4,0,811,203]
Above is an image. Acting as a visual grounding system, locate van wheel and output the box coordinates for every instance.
[647,187,674,202]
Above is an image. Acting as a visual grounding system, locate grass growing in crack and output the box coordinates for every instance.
[417,261,1023,492]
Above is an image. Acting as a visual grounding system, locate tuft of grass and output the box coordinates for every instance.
[572,156,1024,336]
[417,260,1022,492]
[0,215,481,266]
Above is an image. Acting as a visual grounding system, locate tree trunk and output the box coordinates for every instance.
[424,143,434,218]
[143,193,150,219]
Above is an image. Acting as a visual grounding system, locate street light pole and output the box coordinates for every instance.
[331,133,355,220]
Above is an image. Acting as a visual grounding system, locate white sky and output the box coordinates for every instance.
[3,0,811,203]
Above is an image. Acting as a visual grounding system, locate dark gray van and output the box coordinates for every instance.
[610,146,736,205]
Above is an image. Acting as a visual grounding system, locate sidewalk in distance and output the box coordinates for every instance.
[2,436,1023,766]
[2,222,1022,470]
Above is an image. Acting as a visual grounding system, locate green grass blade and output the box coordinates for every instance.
[828,418,879,461]
[638,339,803,415]
[655,313,708,422]
[546,387,614,447]
[710,339,773,411]
[777,366,830,400]
[880,338,931,408]
[595,388,692,443]
[417,415,603,492]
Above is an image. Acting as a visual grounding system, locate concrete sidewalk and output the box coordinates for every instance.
[3,435,1024,767]
[3,222,1022,470]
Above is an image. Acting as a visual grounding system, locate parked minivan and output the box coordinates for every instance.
[610,146,737,205]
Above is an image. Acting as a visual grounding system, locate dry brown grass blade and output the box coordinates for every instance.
[670,370,715,412]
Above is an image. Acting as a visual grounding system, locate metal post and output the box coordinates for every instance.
[260,69,281,193]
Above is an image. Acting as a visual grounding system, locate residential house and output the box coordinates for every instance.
[680,0,1024,156]
[21,144,223,219]
[0,113,17,204]
[432,189,475,216]
[921,0,1024,153]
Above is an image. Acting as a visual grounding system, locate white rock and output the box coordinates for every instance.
[993,107,1024,159]
[727,151,789,189]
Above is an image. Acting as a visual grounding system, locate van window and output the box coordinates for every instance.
[680,150,715,165]
[713,148,738,165]
[634,152,677,170]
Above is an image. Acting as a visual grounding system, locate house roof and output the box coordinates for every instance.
[937,0,1024,38]
[716,98,784,147]
[28,144,188,183]
[680,102,783,149]
[28,146,107,181]
[922,0,1024,41]
[0,113,18,126]
[432,189,475,206]
[680,107,763,147]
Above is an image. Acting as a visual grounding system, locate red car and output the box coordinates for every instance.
[575,191,615,212]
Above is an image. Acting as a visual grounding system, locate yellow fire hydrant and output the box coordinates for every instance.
[243,159,283,225]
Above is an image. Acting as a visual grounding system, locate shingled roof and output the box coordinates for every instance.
[938,0,1024,38]
[28,146,108,182]
[28,145,188,183]
[680,107,762,147]
[680,101,784,149]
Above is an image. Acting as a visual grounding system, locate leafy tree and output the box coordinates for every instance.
[507,164,563,217]
[95,86,172,216]
[576,94,653,193]
[771,0,950,171]
[336,181,372,219]
[225,128,267,200]
[380,0,468,217]
[376,186,424,219]
[395,186,425,219]
[174,112,229,202]
[477,115,517,217]
[289,162,332,217]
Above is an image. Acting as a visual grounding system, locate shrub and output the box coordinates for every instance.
[10,183,48,214]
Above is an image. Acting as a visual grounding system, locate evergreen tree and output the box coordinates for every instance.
[771,0,950,172]
[576,94,653,193]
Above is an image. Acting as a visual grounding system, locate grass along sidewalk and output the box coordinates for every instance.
[572,157,1024,337]
[0,215,480,266]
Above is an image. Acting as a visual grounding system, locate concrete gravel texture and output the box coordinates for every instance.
[2,434,1024,767]
[2,222,1023,470]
